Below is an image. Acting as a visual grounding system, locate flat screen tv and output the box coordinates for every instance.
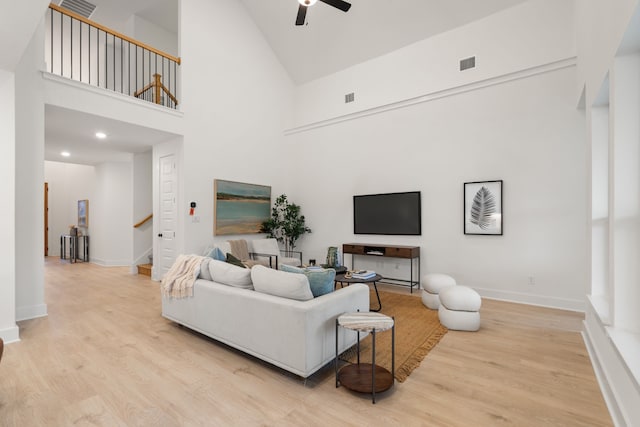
[353,191,421,235]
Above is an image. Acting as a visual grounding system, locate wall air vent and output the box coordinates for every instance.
[460,56,476,71]
[345,92,355,103]
[59,0,97,19]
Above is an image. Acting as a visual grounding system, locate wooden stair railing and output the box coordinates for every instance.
[133,74,178,107]
[134,214,153,228]
[48,3,180,109]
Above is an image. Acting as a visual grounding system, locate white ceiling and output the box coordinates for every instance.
[45,105,178,165]
[239,0,528,84]
[45,0,528,165]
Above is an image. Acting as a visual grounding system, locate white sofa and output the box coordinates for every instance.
[162,263,370,378]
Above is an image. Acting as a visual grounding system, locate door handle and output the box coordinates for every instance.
[158,233,163,237]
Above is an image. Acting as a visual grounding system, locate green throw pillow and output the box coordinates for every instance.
[226,253,246,268]
[281,264,335,297]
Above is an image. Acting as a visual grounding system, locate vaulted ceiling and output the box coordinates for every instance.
[239,0,527,84]
[43,0,528,165]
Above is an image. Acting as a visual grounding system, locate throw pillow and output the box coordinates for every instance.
[209,247,226,261]
[251,265,313,301]
[208,259,253,289]
[281,264,335,297]
[226,253,246,268]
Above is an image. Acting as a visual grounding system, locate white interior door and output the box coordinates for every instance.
[158,154,177,278]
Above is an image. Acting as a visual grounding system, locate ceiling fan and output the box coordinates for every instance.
[296,0,352,26]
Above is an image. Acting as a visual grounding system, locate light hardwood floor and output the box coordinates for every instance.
[0,258,612,426]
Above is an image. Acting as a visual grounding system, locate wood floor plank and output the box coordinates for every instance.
[0,258,612,426]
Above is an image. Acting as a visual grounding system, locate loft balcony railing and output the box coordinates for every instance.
[45,3,180,109]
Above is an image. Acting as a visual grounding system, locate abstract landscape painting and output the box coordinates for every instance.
[214,180,271,235]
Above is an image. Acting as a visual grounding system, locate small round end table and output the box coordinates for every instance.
[335,312,395,404]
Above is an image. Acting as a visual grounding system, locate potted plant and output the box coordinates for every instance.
[261,194,311,255]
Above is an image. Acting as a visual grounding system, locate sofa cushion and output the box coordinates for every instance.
[251,265,313,301]
[208,259,253,289]
[281,265,335,298]
[199,258,213,281]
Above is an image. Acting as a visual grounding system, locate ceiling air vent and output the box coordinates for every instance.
[345,92,355,103]
[59,0,97,19]
[460,56,476,71]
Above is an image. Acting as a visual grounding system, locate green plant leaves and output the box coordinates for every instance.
[260,194,311,252]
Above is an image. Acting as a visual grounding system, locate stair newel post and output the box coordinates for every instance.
[153,73,162,104]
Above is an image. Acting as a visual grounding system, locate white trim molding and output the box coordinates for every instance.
[476,287,585,312]
[584,298,640,426]
[285,57,577,135]
[0,325,20,344]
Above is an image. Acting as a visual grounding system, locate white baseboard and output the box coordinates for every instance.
[475,287,585,312]
[90,258,131,267]
[15,303,48,322]
[0,325,20,343]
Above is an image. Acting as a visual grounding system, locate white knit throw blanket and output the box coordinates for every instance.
[161,254,206,298]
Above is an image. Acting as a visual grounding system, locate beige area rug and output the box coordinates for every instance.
[342,290,448,383]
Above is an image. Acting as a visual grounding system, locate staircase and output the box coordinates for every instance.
[137,263,152,277]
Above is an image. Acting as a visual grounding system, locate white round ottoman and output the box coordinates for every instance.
[421,273,456,310]
[438,286,482,331]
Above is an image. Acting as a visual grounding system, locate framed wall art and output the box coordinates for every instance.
[464,180,502,235]
[78,199,89,228]
[214,179,271,235]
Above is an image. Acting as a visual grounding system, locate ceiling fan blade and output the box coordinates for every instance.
[319,0,351,12]
[295,5,307,26]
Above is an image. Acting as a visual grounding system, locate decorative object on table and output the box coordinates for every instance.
[77,199,88,228]
[214,179,271,235]
[421,273,457,310]
[342,289,448,382]
[260,194,311,256]
[325,246,341,267]
[464,180,503,235]
[309,259,316,266]
[438,285,482,331]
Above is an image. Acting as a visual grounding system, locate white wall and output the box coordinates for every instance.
[293,0,576,128]
[125,15,178,57]
[288,65,586,310]
[577,2,640,425]
[15,19,47,322]
[132,151,153,268]
[44,161,96,257]
[0,70,19,343]
[178,0,294,256]
[90,162,134,266]
[282,0,586,310]
[575,0,639,106]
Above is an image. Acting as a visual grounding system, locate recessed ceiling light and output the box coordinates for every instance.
[95,132,107,139]
[61,151,70,157]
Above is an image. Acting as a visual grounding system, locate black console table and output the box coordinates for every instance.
[60,234,89,263]
[342,243,420,293]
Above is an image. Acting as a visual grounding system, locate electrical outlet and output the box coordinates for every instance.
[528,276,535,286]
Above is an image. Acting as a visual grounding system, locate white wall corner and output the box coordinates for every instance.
[0,325,20,344]
[15,304,48,322]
